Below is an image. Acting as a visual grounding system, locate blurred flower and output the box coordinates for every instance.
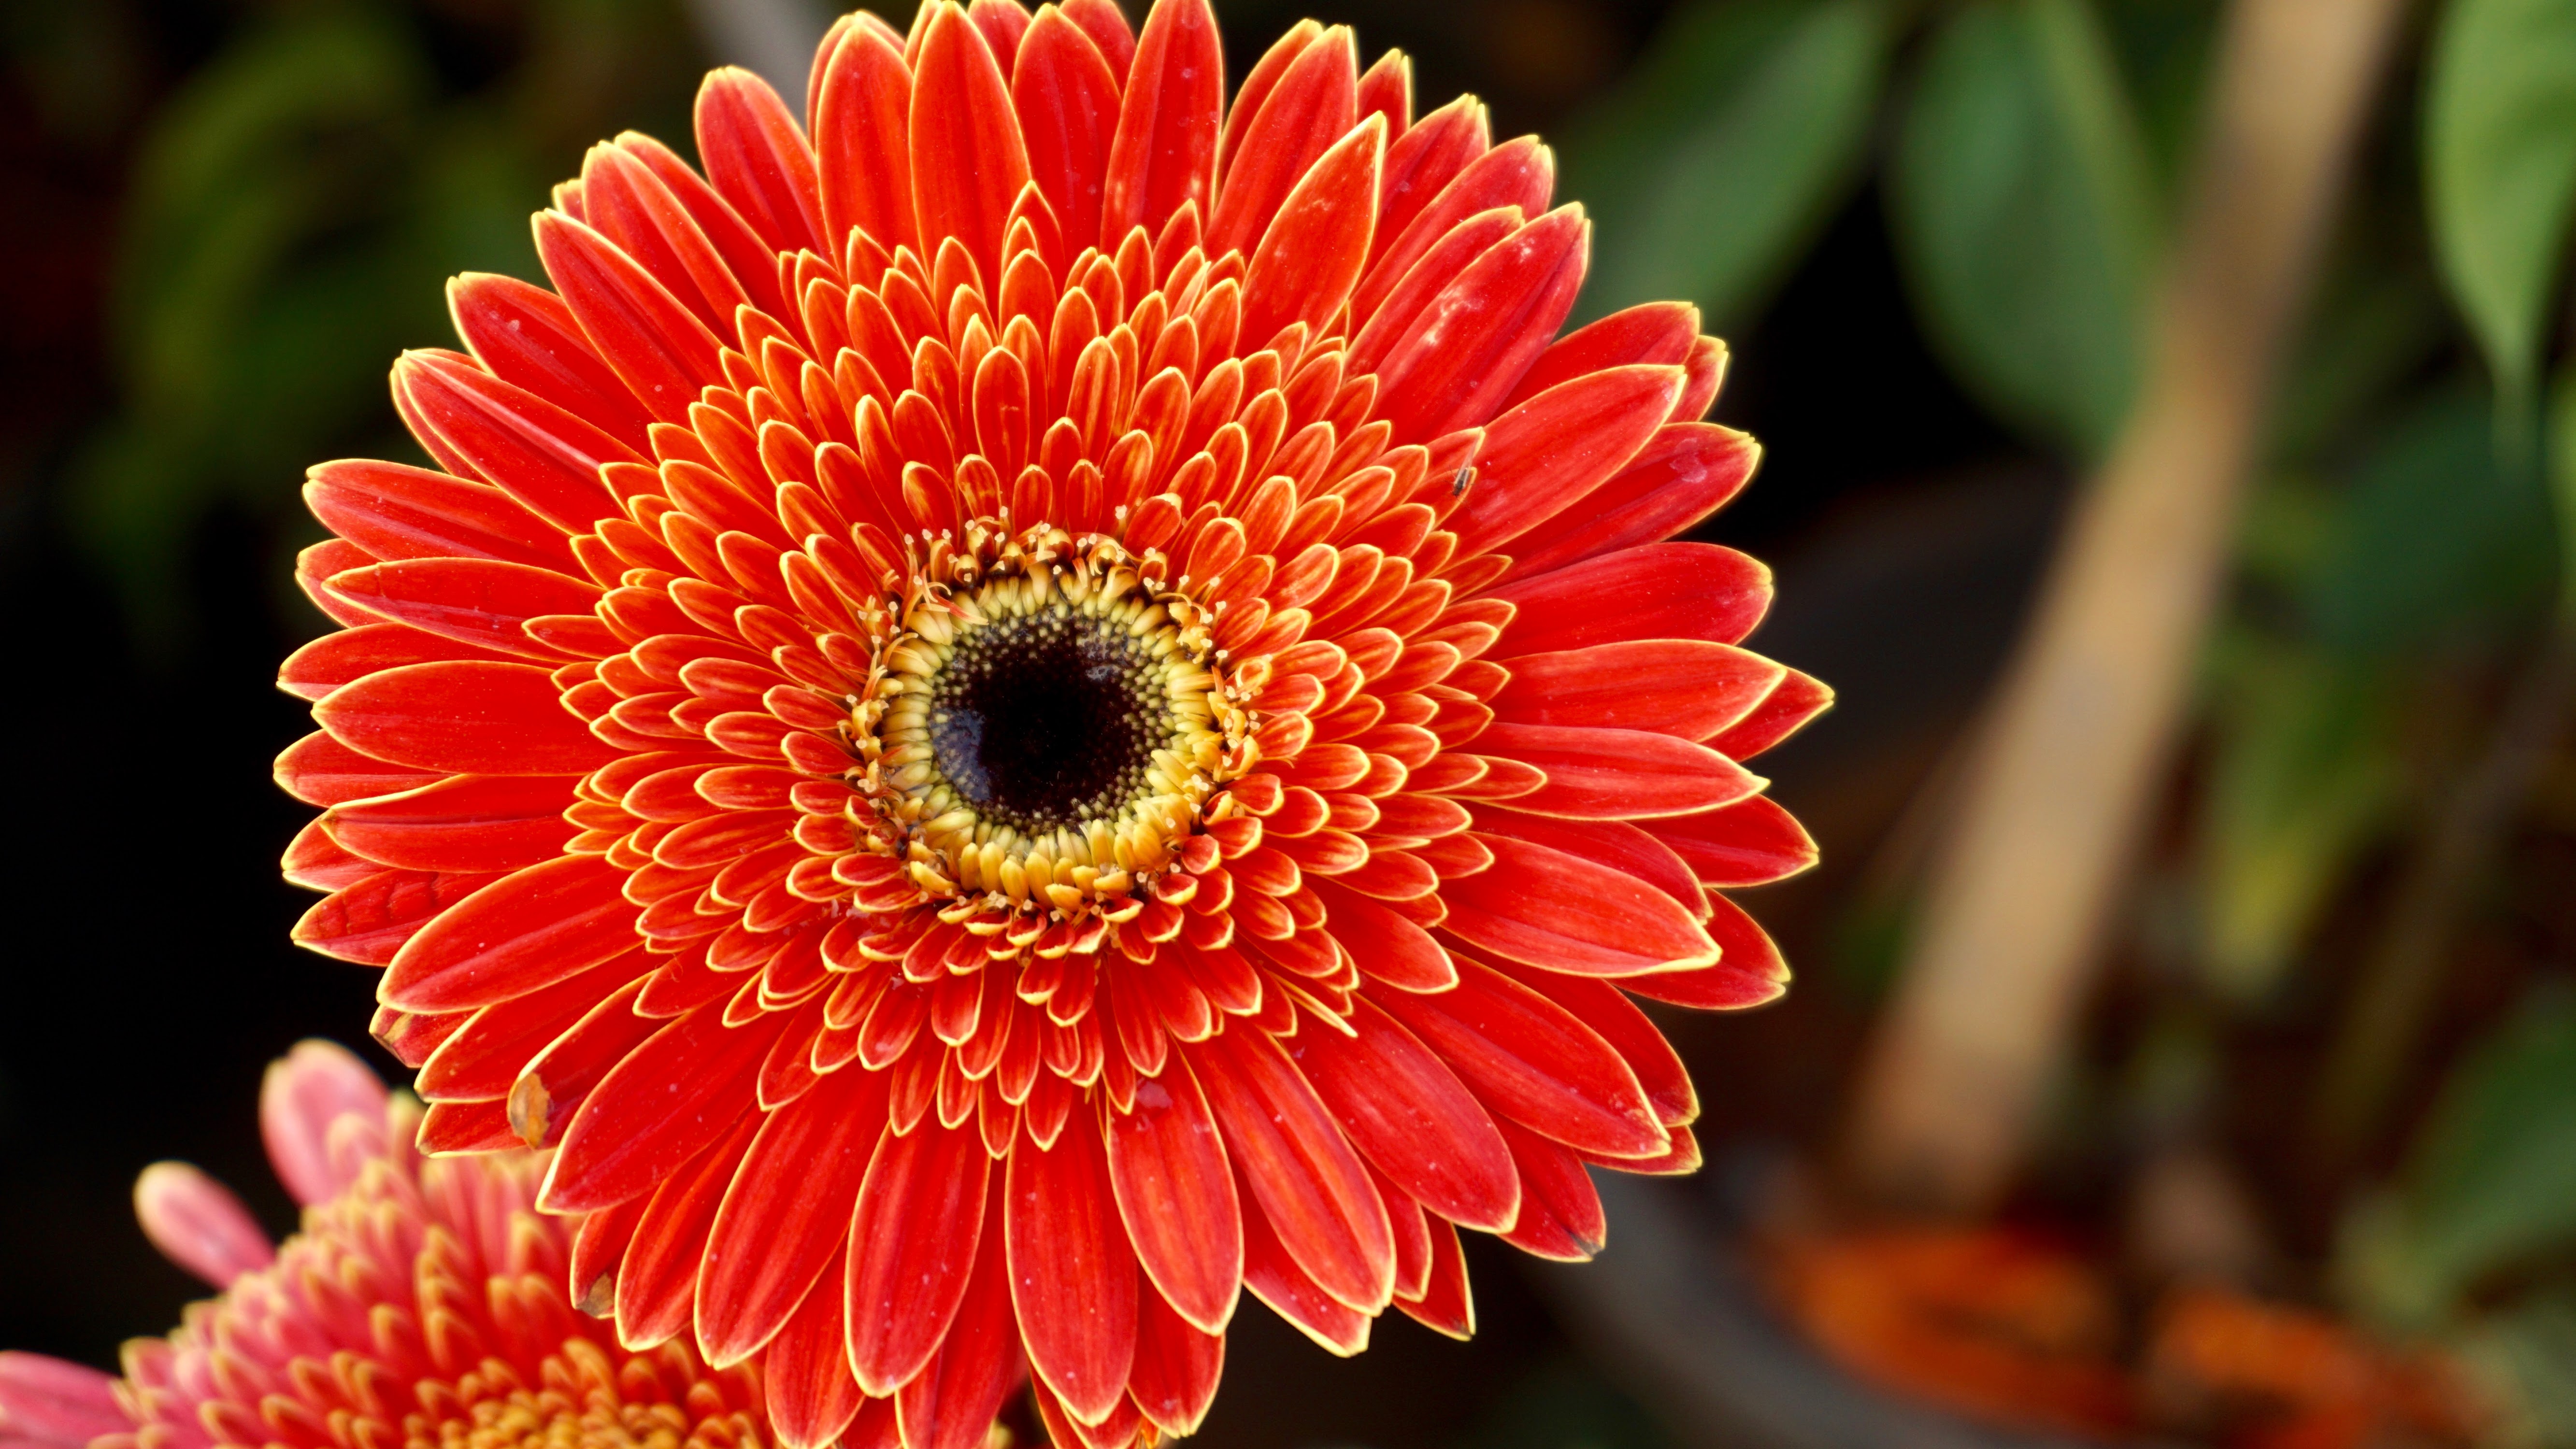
[2146,1286,2488,1449]
[1768,1227,2135,1437]
[0,1043,881,1449]
[273,1,1824,1446]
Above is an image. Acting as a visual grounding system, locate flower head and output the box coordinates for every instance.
[275,2,1827,1446]
[0,1044,838,1449]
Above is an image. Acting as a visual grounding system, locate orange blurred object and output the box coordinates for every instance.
[1767,1228,2134,1436]
[2145,1287,2486,1449]
[1769,1231,2490,1447]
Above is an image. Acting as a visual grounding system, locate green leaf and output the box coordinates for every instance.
[1887,0,2157,459]
[1560,0,1892,331]
[2425,0,2576,417]
[2456,1293,2576,1445]
[2307,385,2555,657]
[2550,370,2576,607]
[2339,986,2576,1329]
[2195,635,2400,1001]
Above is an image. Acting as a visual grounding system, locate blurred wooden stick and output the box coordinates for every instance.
[1844,0,2408,1215]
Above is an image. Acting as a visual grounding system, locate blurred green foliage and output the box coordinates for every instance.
[65,0,700,645]
[1564,0,2576,1420]
[1888,0,2154,459]
[2341,986,2576,1332]
[1560,0,1890,333]
[2194,636,2399,1000]
[2425,0,2576,427]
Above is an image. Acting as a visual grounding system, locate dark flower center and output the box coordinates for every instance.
[927,610,1169,834]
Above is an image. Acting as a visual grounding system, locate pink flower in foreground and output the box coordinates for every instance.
[0,1045,932,1449]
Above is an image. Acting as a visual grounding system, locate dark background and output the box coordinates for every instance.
[0,2,2043,1444]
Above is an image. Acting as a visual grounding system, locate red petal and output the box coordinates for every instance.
[306,457,574,568]
[1358,132,1548,323]
[1488,961,1695,1128]
[1497,300,1698,413]
[1472,722,1760,820]
[534,212,726,425]
[910,5,1033,283]
[1061,0,1134,74]
[1005,1115,1138,1424]
[1705,667,1832,760]
[1366,96,1491,276]
[273,728,437,806]
[696,68,825,256]
[1030,1380,1141,1449]
[1370,206,1589,441]
[381,852,640,1012]
[447,272,657,453]
[619,131,793,319]
[325,557,600,662]
[1624,892,1788,1010]
[1346,206,1529,379]
[1651,794,1817,887]
[1282,996,1517,1232]
[1187,1029,1392,1313]
[516,976,664,1143]
[614,1113,762,1347]
[698,1065,891,1366]
[1374,1160,1432,1299]
[846,1398,901,1449]
[315,660,615,776]
[816,23,918,257]
[894,1185,1020,1449]
[1104,1060,1241,1335]
[1439,830,1718,977]
[1208,26,1356,258]
[1128,1285,1222,1437]
[1488,542,1771,654]
[1100,0,1222,241]
[278,623,517,703]
[577,141,752,332]
[1369,957,1665,1161]
[1239,113,1385,346]
[1307,880,1454,991]
[542,996,785,1212]
[844,1117,995,1394]
[1391,1216,1473,1339]
[1489,639,1783,742]
[1496,423,1759,582]
[299,538,381,629]
[1235,1162,1370,1355]
[392,352,632,533]
[416,1098,517,1152]
[763,1245,870,1449]
[1014,7,1121,256]
[1466,806,1702,921]
[283,818,380,891]
[967,0,1031,70]
[376,1005,468,1069]
[572,1195,646,1312]
[295,869,495,966]
[1450,365,1682,554]
[1494,1117,1603,1261]
[1219,21,1320,183]
[326,773,580,874]
[414,947,653,1100]
[1355,48,1411,138]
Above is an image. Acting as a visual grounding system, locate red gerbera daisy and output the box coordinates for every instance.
[273,2,1826,1445]
[0,1043,894,1449]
